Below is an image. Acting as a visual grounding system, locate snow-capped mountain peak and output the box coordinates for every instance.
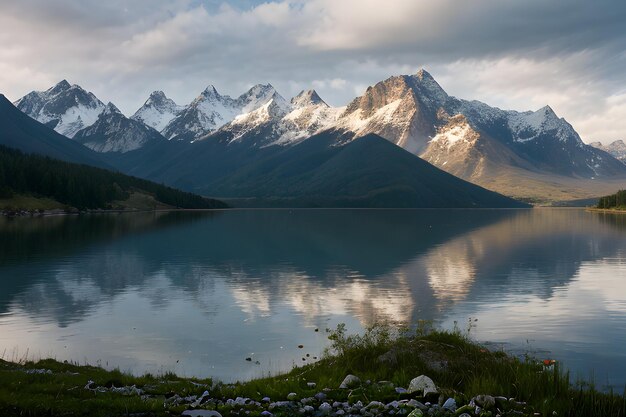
[46,79,71,95]
[410,68,449,107]
[131,90,183,132]
[236,84,285,113]
[507,105,581,145]
[103,102,121,115]
[291,89,326,108]
[14,80,106,138]
[198,85,224,101]
[144,90,171,106]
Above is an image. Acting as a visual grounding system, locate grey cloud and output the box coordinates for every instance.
[0,0,624,142]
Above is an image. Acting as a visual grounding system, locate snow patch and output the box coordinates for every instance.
[338,99,404,134]
[430,122,476,150]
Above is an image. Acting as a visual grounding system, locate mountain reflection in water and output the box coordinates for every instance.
[0,209,625,386]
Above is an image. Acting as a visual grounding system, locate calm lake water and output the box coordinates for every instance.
[1,209,625,387]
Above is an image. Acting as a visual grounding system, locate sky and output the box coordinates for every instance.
[1,0,625,143]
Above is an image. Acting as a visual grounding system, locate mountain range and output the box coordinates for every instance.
[1,90,525,208]
[590,140,626,164]
[8,69,626,206]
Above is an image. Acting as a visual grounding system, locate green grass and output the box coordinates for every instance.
[1,323,624,416]
[0,358,212,416]
[0,194,67,211]
[1,190,178,213]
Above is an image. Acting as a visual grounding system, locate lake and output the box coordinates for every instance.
[1,209,625,388]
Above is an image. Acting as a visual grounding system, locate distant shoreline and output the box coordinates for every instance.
[0,207,541,217]
[585,207,626,214]
[0,207,231,218]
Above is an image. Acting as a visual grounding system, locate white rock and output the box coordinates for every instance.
[366,401,384,409]
[407,375,437,396]
[339,374,361,389]
[319,402,332,415]
[442,397,456,411]
[386,401,400,409]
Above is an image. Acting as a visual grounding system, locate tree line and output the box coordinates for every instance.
[0,145,227,210]
[597,190,626,209]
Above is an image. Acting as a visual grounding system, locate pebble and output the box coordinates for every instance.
[85,374,536,417]
[319,402,333,415]
[442,397,456,412]
[407,375,437,396]
[314,392,327,401]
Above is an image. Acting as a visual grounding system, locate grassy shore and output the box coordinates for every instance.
[0,324,624,416]
[586,207,626,214]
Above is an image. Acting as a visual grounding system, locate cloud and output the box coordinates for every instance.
[0,0,624,142]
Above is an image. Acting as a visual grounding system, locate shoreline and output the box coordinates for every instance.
[0,207,232,218]
[585,207,626,214]
[3,206,578,218]
[1,327,624,417]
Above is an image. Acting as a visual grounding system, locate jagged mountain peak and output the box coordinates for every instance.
[103,102,121,115]
[131,90,182,132]
[408,70,449,105]
[343,71,449,120]
[244,83,275,96]
[238,84,288,113]
[150,90,166,98]
[535,105,559,121]
[344,75,414,115]
[14,80,106,138]
[506,104,575,144]
[415,68,434,80]
[291,89,326,108]
[200,85,222,99]
[47,79,72,95]
[146,90,170,103]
